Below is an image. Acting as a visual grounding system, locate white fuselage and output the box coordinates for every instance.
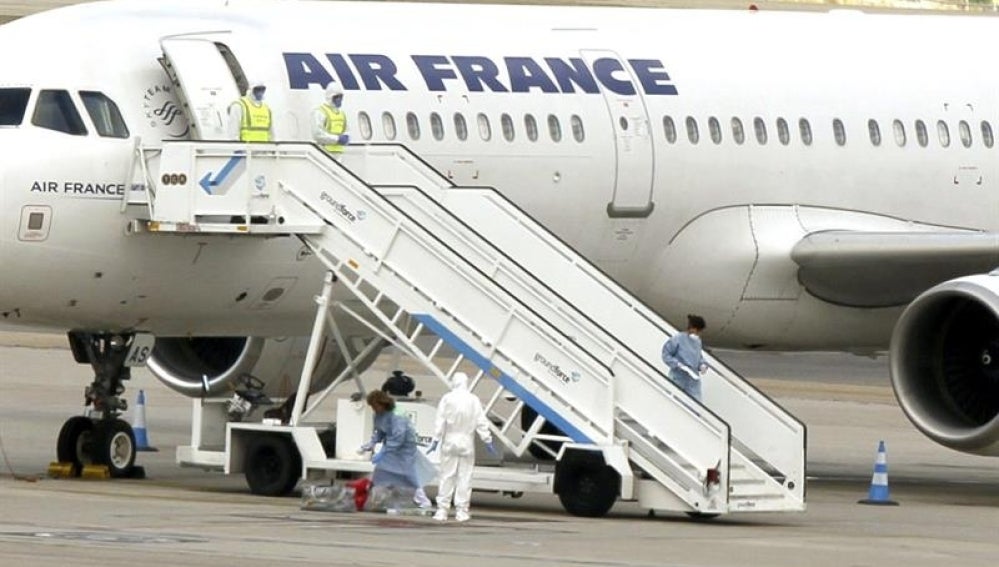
[0,0,995,350]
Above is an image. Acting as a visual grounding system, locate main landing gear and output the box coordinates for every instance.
[56,331,148,478]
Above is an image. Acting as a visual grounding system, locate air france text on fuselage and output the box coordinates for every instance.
[284,53,678,96]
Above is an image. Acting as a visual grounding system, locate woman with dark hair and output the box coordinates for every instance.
[361,390,433,508]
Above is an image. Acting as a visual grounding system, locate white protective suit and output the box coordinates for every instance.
[432,372,492,521]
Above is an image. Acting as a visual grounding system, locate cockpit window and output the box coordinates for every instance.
[79,91,129,138]
[32,90,87,135]
[0,88,31,126]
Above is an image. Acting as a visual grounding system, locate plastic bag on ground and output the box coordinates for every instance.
[300,483,358,512]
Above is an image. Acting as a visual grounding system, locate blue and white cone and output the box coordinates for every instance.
[132,389,158,452]
[858,440,897,505]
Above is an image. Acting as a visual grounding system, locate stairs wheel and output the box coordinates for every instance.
[244,434,301,496]
[556,462,618,518]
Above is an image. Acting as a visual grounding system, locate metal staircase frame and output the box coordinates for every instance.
[132,141,806,515]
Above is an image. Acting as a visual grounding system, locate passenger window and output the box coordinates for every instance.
[915,120,928,147]
[79,91,129,138]
[892,119,906,147]
[454,113,468,141]
[868,119,881,147]
[32,90,87,135]
[571,115,585,142]
[937,120,950,147]
[548,114,562,142]
[524,114,538,142]
[663,115,677,144]
[731,117,745,145]
[685,116,699,144]
[477,113,492,141]
[832,118,846,146]
[799,118,812,146]
[753,117,767,145]
[959,120,972,148]
[776,117,790,146]
[982,121,994,149]
[430,112,444,141]
[501,113,515,142]
[708,116,722,144]
[406,112,420,141]
[382,112,397,140]
[358,111,373,140]
[0,88,31,126]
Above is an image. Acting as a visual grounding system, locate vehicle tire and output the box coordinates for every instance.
[520,405,564,460]
[244,435,301,496]
[56,416,95,475]
[94,419,137,478]
[556,463,619,518]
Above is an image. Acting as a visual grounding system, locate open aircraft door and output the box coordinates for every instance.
[160,37,246,140]
[581,50,655,219]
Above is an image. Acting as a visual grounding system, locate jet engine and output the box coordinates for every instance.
[147,334,381,399]
[890,274,999,455]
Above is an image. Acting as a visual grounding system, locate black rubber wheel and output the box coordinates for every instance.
[521,405,564,460]
[557,464,619,517]
[56,416,96,475]
[685,512,721,521]
[93,419,137,478]
[244,435,301,496]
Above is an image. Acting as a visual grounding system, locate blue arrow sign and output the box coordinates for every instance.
[199,153,246,195]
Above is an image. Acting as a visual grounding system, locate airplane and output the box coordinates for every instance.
[0,0,997,481]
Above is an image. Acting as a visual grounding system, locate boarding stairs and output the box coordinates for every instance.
[132,141,805,515]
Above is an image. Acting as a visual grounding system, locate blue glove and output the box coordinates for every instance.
[485,441,498,456]
[371,450,385,465]
[426,440,438,454]
[338,134,350,145]
[358,442,373,454]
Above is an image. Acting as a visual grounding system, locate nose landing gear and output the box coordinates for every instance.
[54,331,150,478]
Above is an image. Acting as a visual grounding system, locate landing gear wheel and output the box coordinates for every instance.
[557,464,619,518]
[244,435,301,496]
[94,419,137,478]
[56,416,96,475]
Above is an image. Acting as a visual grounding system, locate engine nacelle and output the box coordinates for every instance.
[890,274,999,455]
[147,334,381,398]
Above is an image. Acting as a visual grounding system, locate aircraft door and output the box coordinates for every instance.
[581,50,655,219]
[160,37,246,140]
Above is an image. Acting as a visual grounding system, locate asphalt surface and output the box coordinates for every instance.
[1,337,998,567]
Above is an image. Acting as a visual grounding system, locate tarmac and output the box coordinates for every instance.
[1,334,998,567]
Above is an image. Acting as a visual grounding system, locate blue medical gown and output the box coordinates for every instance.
[369,411,435,488]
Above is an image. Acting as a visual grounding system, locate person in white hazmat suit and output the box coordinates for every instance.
[427,372,496,523]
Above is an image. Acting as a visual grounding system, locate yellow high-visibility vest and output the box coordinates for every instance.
[238,97,272,142]
[320,103,347,153]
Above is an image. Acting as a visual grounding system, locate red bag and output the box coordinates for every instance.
[347,477,371,511]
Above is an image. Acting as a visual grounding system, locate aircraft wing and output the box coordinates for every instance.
[791,231,999,307]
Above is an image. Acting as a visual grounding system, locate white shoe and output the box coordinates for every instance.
[455,510,470,523]
[433,509,448,522]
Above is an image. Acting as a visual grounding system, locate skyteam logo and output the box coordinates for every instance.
[142,84,189,139]
[284,53,678,96]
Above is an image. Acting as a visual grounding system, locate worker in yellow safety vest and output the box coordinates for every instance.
[312,83,349,158]
[228,80,273,142]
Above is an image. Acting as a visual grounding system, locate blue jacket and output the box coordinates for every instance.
[369,411,419,477]
[661,332,705,380]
